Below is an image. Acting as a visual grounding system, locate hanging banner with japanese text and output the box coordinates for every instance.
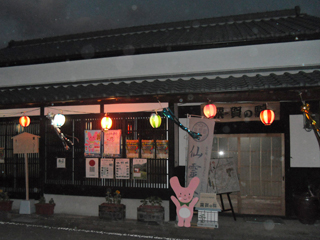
[186,117,215,198]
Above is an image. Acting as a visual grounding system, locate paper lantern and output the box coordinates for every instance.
[260,109,275,126]
[203,104,217,118]
[53,114,66,127]
[101,116,112,130]
[19,116,30,127]
[150,113,162,128]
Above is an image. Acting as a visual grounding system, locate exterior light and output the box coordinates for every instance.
[19,116,30,127]
[149,113,162,128]
[101,115,112,130]
[203,104,217,118]
[260,109,275,126]
[53,114,66,127]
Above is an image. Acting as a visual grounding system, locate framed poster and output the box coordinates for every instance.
[133,158,147,180]
[126,140,139,158]
[57,158,66,168]
[156,140,168,159]
[141,140,155,158]
[115,158,130,179]
[86,158,99,178]
[84,130,101,157]
[103,130,121,157]
[100,158,114,179]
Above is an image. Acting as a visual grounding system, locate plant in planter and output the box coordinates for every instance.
[137,196,164,224]
[35,196,55,216]
[0,190,13,212]
[99,189,125,221]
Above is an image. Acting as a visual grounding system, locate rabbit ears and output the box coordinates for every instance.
[170,176,200,193]
[88,132,97,138]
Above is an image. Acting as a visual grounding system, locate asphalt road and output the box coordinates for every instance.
[0,222,182,240]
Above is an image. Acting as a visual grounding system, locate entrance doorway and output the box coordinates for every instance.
[213,134,285,216]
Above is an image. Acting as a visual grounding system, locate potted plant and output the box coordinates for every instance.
[35,196,55,216]
[99,189,125,221]
[0,190,13,212]
[137,196,164,224]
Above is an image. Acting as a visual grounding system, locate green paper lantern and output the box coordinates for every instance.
[150,113,162,128]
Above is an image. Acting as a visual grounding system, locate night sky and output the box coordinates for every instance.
[0,0,320,49]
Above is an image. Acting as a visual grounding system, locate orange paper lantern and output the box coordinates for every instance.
[19,116,30,127]
[101,116,112,130]
[260,109,275,126]
[203,104,217,118]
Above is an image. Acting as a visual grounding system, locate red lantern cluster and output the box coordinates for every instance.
[203,104,217,118]
[260,109,275,126]
[19,116,30,127]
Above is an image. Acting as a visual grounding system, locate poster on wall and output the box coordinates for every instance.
[115,158,130,179]
[57,158,66,168]
[133,158,147,180]
[103,130,121,157]
[0,147,4,163]
[156,140,168,159]
[141,140,155,159]
[100,158,114,179]
[186,117,215,198]
[207,158,240,194]
[84,130,101,157]
[126,140,139,158]
[86,158,99,178]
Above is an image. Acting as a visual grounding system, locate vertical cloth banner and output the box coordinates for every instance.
[186,117,215,198]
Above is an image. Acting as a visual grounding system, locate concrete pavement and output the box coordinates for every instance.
[0,211,319,240]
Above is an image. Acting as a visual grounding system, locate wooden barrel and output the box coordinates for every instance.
[293,192,319,225]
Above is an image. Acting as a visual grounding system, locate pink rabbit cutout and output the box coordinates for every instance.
[85,132,99,152]
[170,176,200,227]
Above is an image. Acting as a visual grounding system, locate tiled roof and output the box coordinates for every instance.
[1,70,319,106]
[1,7,320,67]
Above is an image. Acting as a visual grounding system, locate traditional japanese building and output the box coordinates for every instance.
[0,6,319,220]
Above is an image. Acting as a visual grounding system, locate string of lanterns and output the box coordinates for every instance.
[17,102,275,130]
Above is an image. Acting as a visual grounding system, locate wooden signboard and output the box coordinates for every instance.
[12,132,40,202]
[12,132,40,154]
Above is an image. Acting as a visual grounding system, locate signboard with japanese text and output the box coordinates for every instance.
[201,102,280,122]
[100,158,114,179]
[84,130,101,157]
[103,130,121,157]
[86,158,99,178]
[156,140,169,159]
[207,158,240,194]
[141,140,155,159]
[115,158,130,179]
[57,158,66,168]
[186,117,215,198]
[133,158,147,180]
[126,140,139,158]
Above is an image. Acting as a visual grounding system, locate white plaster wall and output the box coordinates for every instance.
[0,40,319,88]
[38,194,170,221]
[290,115,320,167]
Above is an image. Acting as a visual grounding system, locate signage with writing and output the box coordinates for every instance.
[201,102,280,122]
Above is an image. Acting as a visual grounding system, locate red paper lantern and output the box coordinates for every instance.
[203,104,217,118]
[19,116,30,127]
[260,109,275,126]
[101,116,112,130]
